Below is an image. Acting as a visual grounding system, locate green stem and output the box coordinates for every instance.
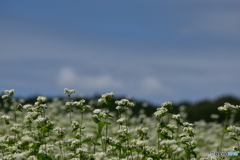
[1,148,5,157]
[14,111,17,124]
[176,123,179,140]
[105,123,108,152]
[79,112,84,147]
[237,140,240,151]
[167,114,170,124]
[68,95,72,123]
[101,133,104,152]
[220,113,229,151]
[5,124,8,135]
[11,99,17,124]
[59,146,64,160]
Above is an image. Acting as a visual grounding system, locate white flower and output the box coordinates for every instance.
[64,88,76,95]
[160,139,176,145]
[210,114,219,119]
[54,154,61,159]
[117,117,127,124]
[183,122,193,127]
[37,96,47,103]
[136,139,148,147]
[1,115,11,124]
[54,127,65,136]
[23,104,33,110]
[21,136,34,144]
[93,109,101,114]
[65,101,72,106]
[93,152,106,160]
[72,99,85,107]
[86,134,93,140]
[2,95,9,99]
[154,108,168,119]
[161,101,172,108]
[27,155,38,160]
[172,114,181,120]
[76,147,88,154]
[5,89,14,96]
[117,125,129,136]
[98,92,114,104]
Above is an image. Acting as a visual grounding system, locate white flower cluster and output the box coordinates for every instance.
[227,125,240,134]
[131,139,148,148]
[172,114,181,120]
[166,124,178,130]
[210,114,219,119]
[183,126,196,137]
[160,139,176,145]
[64,88,76,95]
[3,89,15,98]
[143,146,157,155]
[72,99,85,108]
[102,136,120,146]
[136,126,149,140]
[34,116,54,130]
[76,147,88,155]
[53,127,65,137]
[117,125,129,136]
[98,92,114,105]
[92,152,106,160]
[227,125,240,139]
[181,136,196,147]
[10,124,22,134]
[161,101,172,108]
[38,144,55,155]
[36,96,47,104]
[115,99,134,113]
[66,99,91,112]
[154,107,168,119]
[218,102,235,112]
[154,102,173,120]
[34,96,48,111]
[1,115,11,124]
[116,117,127,125]
[183,122,193,127]
[92,109,110,122]
[71,120,80,131]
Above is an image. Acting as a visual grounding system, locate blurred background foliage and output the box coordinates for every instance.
[1,94,240,124]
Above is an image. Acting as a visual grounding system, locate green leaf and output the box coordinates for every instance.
[222,129,231,133]
[229,137,239,141]
[176,120,184,126]
[81,139,92,144]
[107,114,114,118]
[98,121,107,135]
[72,127,79,132]
[92,117,100,123]
[92,141,101,146]
[190,151,197,158]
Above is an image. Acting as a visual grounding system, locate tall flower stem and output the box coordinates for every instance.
[220,113,229,151]
[67,95,73,124]
[79,112,84,146]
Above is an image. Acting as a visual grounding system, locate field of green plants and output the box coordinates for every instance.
[0,89,240,160]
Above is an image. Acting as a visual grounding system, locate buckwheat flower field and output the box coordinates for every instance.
[0,89,240,160]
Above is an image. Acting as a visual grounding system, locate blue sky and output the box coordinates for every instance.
[1,0,240,105]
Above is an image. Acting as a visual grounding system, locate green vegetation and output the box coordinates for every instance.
[0,89,240,159]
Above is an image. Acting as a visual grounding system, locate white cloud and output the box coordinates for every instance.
[58,67,78,86]
[135,76,174,96]
[139,76,165,94]
[57,67,123,90]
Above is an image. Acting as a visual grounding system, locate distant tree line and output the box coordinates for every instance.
[1,94,240,123]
